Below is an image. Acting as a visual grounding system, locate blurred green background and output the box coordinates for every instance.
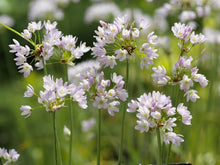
[0,0,220,164]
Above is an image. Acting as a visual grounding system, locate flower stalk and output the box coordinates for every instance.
[156,127,162,165]
[118,58,129,165]
[0,23,36,47]
[53,112,58,165]
[65,64,74,165]
[97,108,102,165]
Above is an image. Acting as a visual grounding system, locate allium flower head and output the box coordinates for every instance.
[171,22,206,52]
[0,147,20,164]
[78,68,128,116]
[8,21,90,77]
[21,75,87,115]
[127,91,191,146]
[92,15,158,69]
[152,56,208,102]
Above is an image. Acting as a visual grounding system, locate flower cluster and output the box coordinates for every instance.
[77,68,128,116]
[0,147,20,165]
[9,20,90,77]
[172,23,206,52]
[152,56,208,102]
[20,75,87,117]
[154,0,219,31]
[92,15,158,69]
[127,91,192,146]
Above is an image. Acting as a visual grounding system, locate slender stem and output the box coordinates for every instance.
[118,58,129,165]
[162,142,165,163]
[68,101,73,165]
[156,127,162,165]
[165,143,172,165]
[97,109,102,165]
[0,23,36,47]
[53,112,58,165]
[43,60,47,75]
[66,64,74,165]
[164,49,184,164]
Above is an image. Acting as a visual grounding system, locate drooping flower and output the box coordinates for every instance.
[20,105,32,118]
[163,132,184,146]
[63,125,71,137]
[24,84,35,97]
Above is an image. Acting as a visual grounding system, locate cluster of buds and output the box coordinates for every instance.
[77,68,128,116]
[0,147,20,165]
[92,15,158,69]
[20,75,87,117]
[152,56,208,102]
[9,21,90,77]
[127,91,192,146]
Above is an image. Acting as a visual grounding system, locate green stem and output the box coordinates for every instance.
[43,60,47,75]
[97,109,102,165]
[53,112,58,165]
[68,101,73,165]
[0,23,36,47]
[156,127,162,165]
[118,58,129,165]
[165,143,172,165]
[66,64,73,165]
[162,142,165,163]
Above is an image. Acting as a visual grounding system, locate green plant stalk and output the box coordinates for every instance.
[118,58,129,165]
[97,109,102,165]
[165,143,172,165]
[43,60,48,75]
[68,101,73,165]
[53,112,58,165]
[156,127,162,165]
[65,64,74,165]
[164,47,185,164]
[0,23,36,47]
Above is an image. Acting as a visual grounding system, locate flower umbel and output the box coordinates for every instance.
[92,15,158,69]
[8,20,90,77]
[127,91,191,146]
[77,68,128,116]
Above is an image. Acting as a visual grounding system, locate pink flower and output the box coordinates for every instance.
[171,22,192,40]
[20,105,32,118]
[190,32,206,44]
[18,63,33,77]
[24,84,34,97]
[184,90,200,102]
[163,132,184,146]
[177,103,192,125]
[179,75,193,92]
